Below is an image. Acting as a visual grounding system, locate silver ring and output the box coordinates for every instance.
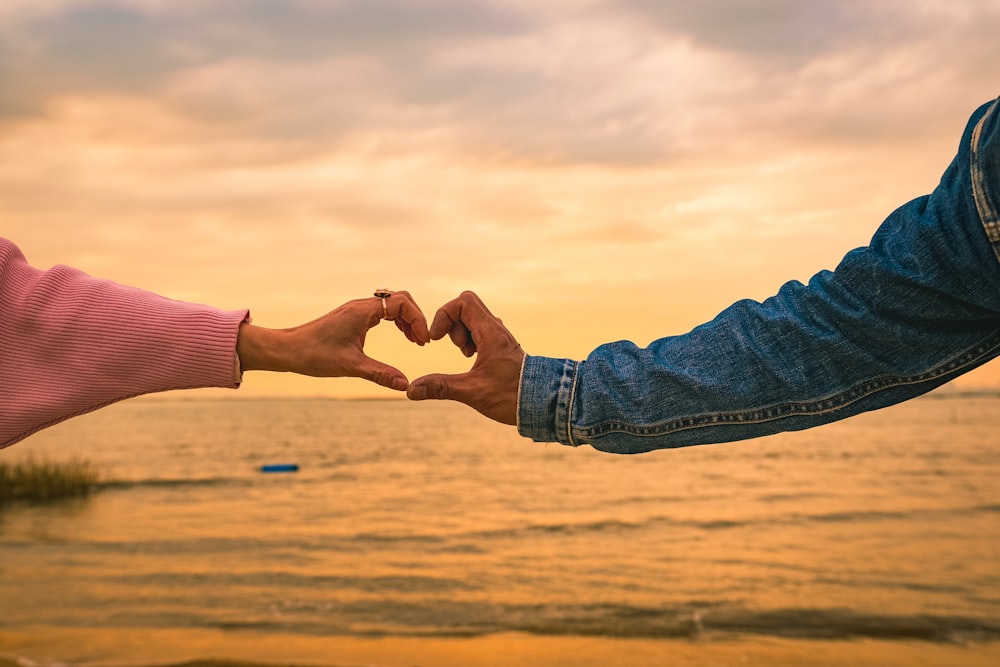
[374,288,391,320]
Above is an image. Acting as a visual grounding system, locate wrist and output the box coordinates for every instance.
[236,323,290,373]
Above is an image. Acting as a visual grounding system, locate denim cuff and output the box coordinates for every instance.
[971,96,1000,261]
[517,354,580,446]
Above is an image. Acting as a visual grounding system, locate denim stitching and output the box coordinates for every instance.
[514,353,527,431]
[578,330,1000,439]
[565,361,580,447]
[971,98,1000,244]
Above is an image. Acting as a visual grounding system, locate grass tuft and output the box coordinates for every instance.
[0,457,100,503]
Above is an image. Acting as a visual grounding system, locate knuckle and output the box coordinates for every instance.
[368,367,393,387]
[427,376,450,400]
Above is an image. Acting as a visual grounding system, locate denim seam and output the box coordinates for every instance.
[577,330,1000,439]
[970,98,1000,248]
[514,352,527,431]
[565,361,580,447]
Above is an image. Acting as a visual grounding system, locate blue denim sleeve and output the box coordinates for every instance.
[518,97,1000,453]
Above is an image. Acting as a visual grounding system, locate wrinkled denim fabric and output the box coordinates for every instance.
[519,97,1000,454]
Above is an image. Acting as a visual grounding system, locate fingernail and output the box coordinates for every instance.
[408,385,427,400]
[392,377,408,391]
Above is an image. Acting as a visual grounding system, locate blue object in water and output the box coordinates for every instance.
[260,464,299,473]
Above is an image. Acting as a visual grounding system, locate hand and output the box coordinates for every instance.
[407,291,525,424]
[236,291,429,391]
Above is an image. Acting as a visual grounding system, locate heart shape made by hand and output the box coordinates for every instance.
[362,290,525,425]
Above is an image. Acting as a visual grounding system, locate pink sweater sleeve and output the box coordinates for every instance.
[0,238,249,448]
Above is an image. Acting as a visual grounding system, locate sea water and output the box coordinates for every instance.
[1,395,998,663]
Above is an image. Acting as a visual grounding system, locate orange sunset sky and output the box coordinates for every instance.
[2,0,999,397]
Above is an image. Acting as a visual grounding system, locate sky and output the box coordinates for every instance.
[2,0,999,397]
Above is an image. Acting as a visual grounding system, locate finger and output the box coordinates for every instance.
[407,371,473,402]
[430,291,499,337]
[442,291,502,337]
[447,321,476,357]
[428,306,475,356]
[355,356,409,392]
[428,305,459,341]
[385,291,430,345]
[428,292,479,340]
[394,318,417,344]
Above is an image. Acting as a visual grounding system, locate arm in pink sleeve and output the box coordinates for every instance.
[0,238,249,448]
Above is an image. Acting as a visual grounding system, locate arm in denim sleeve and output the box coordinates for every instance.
[518,98,1000,454]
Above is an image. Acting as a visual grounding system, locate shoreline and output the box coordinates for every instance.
[4,631,1000,667]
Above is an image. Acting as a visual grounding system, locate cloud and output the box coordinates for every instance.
[2,5,998,271]
[0,5,181,116]
[3,0,996,172]
[0,0,530,116]
[611,0,945,65]
[201,0,528,59]
[604,0,999,146]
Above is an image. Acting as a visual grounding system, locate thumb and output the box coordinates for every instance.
[407,372,473,402]
[355,357,409,392]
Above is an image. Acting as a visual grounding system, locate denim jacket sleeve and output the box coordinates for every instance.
[518,97,1000,454]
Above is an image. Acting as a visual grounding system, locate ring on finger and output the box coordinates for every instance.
[374,288,392,320]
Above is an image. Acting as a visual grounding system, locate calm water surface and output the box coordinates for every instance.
[1,395,999,660]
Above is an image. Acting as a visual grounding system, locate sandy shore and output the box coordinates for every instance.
[3,631,1000,667]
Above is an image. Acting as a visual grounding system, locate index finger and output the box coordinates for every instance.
[429,291,503,342]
